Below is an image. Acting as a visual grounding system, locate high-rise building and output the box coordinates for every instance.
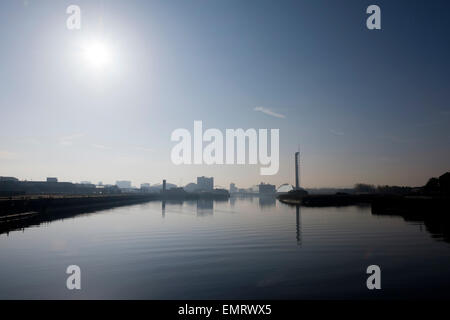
[295,151,300,190]
[258,183,276,194]
[197,176,214,191]
[230,183,237,193]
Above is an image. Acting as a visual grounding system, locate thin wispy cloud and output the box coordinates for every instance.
[59,133,84,146]
[329,129,344,136]
[254,106,285,119]
[135,146,155,152]
[92,144,112,150]
[379,135,413,144]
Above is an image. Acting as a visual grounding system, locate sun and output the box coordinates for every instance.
[82,40,113,69]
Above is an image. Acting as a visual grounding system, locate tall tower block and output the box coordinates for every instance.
[295,152,300,190]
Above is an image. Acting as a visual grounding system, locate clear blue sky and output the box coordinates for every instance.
[0,0,449,188]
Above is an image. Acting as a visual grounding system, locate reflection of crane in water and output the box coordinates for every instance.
[296,205,302,246]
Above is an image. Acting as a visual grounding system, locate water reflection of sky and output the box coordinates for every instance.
[1,198,450,299]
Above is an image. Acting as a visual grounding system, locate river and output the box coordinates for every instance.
[1,197,450,299]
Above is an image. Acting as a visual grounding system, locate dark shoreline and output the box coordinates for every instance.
[0,192,230,216]
[278,193,450,213]
[0,193,230,236]
[2,192,450,240]
[278,193,450,243]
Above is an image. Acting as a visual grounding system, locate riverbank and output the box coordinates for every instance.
[278,193,378,206]
[0,194,160,217]
[278,192,450,214]
[0,192,229,235]
[0,192,230,217]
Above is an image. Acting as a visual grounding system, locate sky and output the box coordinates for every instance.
[0,0,449,188]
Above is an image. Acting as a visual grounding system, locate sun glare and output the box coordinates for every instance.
[82,41,113,69]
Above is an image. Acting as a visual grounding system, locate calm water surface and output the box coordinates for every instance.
[1,197,450,299]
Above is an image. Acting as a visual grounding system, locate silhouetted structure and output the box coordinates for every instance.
[0,179,120,196]
[295,151,300,190]
[140,183,151,193]
[116,181,132,189]
[354,183,377,194]
[277,151,309,202]
[197,176,213,191]
[258,183,276,195]
[164,187,186,196]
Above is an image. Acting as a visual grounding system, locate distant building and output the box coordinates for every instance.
[258,183,276,195]
[116,181,132,189]
[184,183,199,192]
[80,181,92,185]
[47,177,58,183]
[165,187,186,196]
[96,184,121,194]
[140,183,151,192]
[162,180,167,192]
[197,176,214,191]
[0,180,103,196]
[230,183,237,193]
